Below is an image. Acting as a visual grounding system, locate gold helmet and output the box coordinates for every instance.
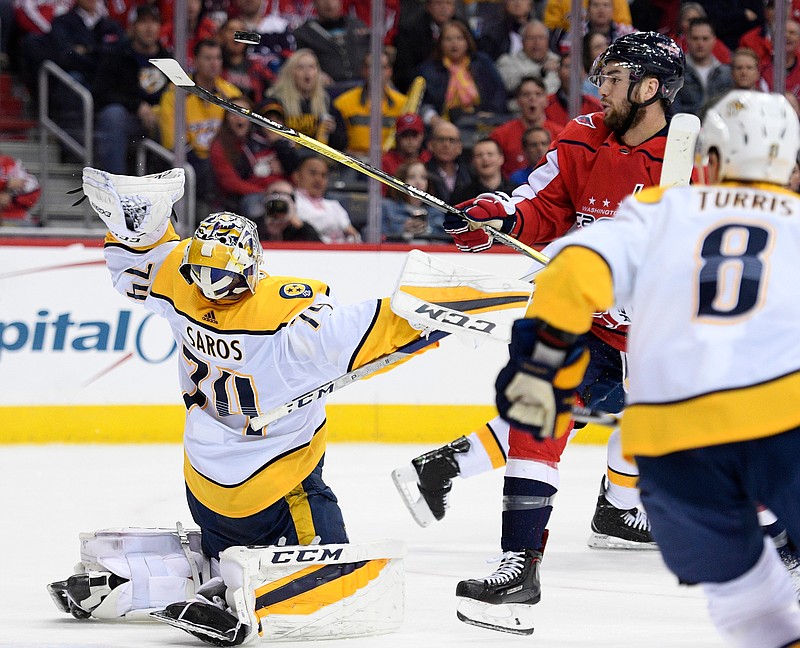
[179,212,263,301]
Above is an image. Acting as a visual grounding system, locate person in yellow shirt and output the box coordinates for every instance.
[332,49,407,157]
[158,38,241,205]
[543,0,631,32]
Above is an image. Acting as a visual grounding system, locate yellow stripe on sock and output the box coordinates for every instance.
[475,424,507,469]
[607,466,638,489]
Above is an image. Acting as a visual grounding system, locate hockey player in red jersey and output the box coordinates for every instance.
[392,32,686,634]
[496,89,800,648]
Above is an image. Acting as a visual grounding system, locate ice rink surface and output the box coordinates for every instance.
[2,442,724,647]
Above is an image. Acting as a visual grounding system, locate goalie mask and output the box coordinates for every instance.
[179,212,263,301]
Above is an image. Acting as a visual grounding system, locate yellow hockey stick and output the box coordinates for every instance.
[382,75,426,152]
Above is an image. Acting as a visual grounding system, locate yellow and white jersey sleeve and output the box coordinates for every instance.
[546,183,800,457]
[102,230,423,517]
[102,223,183,304]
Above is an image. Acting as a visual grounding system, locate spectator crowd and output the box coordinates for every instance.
[2,0,800,237]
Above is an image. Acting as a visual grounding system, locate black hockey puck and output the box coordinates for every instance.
[233,31,260,45]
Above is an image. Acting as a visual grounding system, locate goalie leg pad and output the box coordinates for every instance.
[49,526,212,619]
[219,541,407,642]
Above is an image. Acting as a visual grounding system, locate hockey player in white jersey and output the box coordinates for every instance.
[47,168,439,645]
[495,90,800,647]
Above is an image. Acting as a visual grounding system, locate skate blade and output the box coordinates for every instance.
[587,532,658,550]
[455,597,535,635]
[391,463,435,528]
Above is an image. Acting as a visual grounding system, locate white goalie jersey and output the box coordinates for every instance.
[103,224,425,518]
[547,182,800,458]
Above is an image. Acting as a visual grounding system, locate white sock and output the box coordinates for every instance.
[705,538,800,648]
[604,429,641,510]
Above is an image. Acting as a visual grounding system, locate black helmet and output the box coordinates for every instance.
[589,32,685,104]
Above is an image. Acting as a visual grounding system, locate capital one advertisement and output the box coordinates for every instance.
[0,243,532,413]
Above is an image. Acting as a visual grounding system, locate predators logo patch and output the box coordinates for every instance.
[280,283,313,299]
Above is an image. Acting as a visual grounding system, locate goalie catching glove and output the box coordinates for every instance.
[82,167,185,247]
[496,318,589,440]
[444,191,520,253]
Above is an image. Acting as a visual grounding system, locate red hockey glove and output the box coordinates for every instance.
[463,191,519,234]
[444,206,493,253]
[496,318,589,440]
[445,192,520,253]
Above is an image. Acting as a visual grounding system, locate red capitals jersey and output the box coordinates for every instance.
[510,111,668,351]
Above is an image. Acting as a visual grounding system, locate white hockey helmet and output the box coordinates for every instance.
[179,212,263,301]
[698,90,800,185]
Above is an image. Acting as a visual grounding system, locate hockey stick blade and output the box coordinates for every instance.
[659,113,700,188]
[149,58,548,265]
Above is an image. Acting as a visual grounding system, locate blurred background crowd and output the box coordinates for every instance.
[2,0,800,242]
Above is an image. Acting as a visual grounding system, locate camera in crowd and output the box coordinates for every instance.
[265,192,294,218]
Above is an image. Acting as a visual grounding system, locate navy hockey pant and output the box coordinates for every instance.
[187,457,348,559]
[636,426,800,584]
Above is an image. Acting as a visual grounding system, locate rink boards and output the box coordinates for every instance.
[0,241,610,444]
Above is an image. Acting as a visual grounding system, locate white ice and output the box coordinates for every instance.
[2,442,723,647]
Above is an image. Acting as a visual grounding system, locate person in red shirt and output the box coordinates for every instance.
[382,113,432,179]
[0,156,41,225]
[393,32,687,635]
[670,1,732,65]
[544,52,603,128]
[738,0,776,68]
[209,95,285,220]
[159,0,217,67]
[763,18,800,103]
[489,76,561,177]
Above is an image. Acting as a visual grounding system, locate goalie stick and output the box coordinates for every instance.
[659,113,701,188]
[250,253,537,430]
[149,58,546,264]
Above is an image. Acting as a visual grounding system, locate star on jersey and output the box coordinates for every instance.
[589,197,596,205]
[603,199,610,207]
[280,283,313,299]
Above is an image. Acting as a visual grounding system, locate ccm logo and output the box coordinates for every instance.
[271,547,345,563]
[413,304,496,334]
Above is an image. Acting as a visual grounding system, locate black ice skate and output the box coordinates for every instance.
[391,436,470,527]
[47,571,129,619]
[773,529,800,598]
[455,547,543,635]
[587,478,658,550]
[152,600,248,646]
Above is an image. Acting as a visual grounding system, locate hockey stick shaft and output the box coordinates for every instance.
[249,330,449,429]
[149,58,548,264]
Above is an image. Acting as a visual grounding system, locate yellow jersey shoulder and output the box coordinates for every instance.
[634,186,669,204]
[152,259,330,333]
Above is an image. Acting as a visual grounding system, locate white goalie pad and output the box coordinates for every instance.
[55,526,211,619]
[219,541,406,643]
[391,250,534,343]
[82,167,185,247]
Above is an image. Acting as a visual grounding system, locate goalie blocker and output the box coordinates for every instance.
[48,528,405,645]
